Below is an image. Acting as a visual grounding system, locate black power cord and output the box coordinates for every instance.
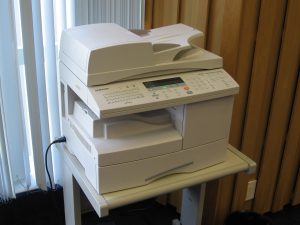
[44,136,66,190]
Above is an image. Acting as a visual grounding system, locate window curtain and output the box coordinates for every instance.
[0,0,70,199]
[0,0,26,201]
[0,81,14,202]
[0,0,144,200]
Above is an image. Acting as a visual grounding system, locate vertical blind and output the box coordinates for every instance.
[0,80,14,202]
[0,0,144,201]
[0,0,27,201]
[147,1,300,225]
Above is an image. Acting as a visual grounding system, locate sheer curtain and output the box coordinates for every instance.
[0,0,144,201]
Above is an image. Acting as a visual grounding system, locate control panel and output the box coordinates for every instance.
[90,69,239,118]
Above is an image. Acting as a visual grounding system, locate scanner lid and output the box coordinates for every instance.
[59,23,222,86]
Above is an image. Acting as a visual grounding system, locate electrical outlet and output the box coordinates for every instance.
[245,180,257,201]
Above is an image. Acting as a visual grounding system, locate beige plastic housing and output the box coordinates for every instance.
[59,23,239,194]
[59,23,222,86]
[61,94,235,194]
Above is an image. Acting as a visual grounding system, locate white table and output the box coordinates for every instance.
[61,145,256,225]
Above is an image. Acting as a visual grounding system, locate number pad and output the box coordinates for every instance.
[103,88,144,104]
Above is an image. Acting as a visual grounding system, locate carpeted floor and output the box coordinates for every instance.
[82,202,300,225]
[82,200,180,225]
[1,188,299,225]
[0,188,65,225]
[265,204,300,225]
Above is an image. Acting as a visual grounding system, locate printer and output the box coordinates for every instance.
[59,23,239,194]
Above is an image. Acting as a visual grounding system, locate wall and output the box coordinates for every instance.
[145,0,300,224]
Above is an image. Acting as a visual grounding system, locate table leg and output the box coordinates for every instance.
[63,163,82,225]
[180,183,206,225]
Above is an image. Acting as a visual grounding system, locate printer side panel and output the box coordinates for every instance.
[182,96,234,149]
[165,97,234,177]
[60,62,89,115]
[167,96,234,150]
[60,62,100,192]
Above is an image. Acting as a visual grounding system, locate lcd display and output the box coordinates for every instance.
[143,77,184,89]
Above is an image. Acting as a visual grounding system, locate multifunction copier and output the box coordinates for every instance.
[59,23,239,194]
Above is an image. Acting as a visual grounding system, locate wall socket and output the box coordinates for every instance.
[245,180,257,201]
